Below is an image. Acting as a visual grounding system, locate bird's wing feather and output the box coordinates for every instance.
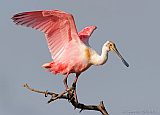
[12,10,80,60]
[78,26,97,46]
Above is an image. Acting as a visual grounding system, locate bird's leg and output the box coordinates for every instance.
[63,73,74,100]
[63,73,69,91]
[71,73,80,103]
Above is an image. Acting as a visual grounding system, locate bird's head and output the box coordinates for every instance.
[105,41,129,67]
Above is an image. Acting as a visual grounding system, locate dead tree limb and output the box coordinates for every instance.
[23,83,109,115]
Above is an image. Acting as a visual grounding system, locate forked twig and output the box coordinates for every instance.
[23,83,109,115]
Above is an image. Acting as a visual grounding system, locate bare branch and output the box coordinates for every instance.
[23,83,109,115]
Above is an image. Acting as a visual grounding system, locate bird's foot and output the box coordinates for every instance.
[48,88,71,103]
[70,83,79,103]
[65,87,73,101]
[64,85,78,104]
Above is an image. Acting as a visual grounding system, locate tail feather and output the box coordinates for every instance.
[42,62,52,68]
[42,62,68,74]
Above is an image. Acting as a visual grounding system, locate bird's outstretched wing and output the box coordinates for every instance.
[78,26,97,46]
[12,10,80,60]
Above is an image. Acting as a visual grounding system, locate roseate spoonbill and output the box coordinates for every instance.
[12,9,129,102]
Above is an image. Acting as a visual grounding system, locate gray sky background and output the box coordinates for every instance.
[1,0,160,115]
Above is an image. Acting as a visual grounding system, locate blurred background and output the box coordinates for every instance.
[1,0,160,115]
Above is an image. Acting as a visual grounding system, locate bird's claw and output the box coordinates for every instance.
[47,98,54,103]
[64,85,78,103]
[72,84,79,103]
[79,108,83,113]
[47,85,78,103]
[72,83,76,90]
[65,87,73,101]
[68,85,78,103]
[45,90,48,97]
[47,95,57,103]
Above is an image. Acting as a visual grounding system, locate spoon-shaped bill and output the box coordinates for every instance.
[112,47,129,67]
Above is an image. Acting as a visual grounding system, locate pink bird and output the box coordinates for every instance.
[12,9,129,102]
